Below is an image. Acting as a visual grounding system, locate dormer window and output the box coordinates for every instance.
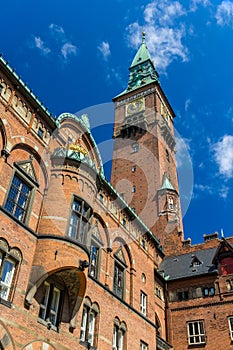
[191,256,202,267]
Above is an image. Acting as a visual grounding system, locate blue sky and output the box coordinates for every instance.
[1,0,233,244]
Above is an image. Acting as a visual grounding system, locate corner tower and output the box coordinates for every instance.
[111,33,183,251]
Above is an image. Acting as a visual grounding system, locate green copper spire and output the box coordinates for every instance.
[160,173,176,191]
[115,32,159,97]
[130,31,152,68]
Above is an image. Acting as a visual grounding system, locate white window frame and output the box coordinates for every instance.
[39,282,61,327]
[228,316,233,341]
[113,324,124,350]
[140,291,147,316]
[0,254,16,301]
[80,305,96,346]
[187,320,206,345]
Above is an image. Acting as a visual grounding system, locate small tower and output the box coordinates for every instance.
[111,33,183,251]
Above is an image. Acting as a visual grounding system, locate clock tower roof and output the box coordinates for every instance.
[114,32,159,99]
[130,31,152,68]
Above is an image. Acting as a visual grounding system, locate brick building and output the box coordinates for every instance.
[0,33,233,350]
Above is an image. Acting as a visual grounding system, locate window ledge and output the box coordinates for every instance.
[0,298,12,308]
[37,318,58,332]
[79,341,97,349]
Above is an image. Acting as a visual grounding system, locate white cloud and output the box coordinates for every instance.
[144,1,185,26]
[98,41,111,61]
[216,1,233,27]
[213,135,233,179]
[61,43,77,59]
[49,23,65,36]
[126,0,188,72]
[189,0,211,12]
[33,37,51,55]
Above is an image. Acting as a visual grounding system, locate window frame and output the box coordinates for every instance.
[0,253,16,302]
[113,320,126,350]
[187,320,206,346]
[80,304,97,347]
[89,239,101,280]
[0,243,21,305]
[113,260,125,300]
[3,170,36,225]
[38,281,63,329]
[228,316,233,341]
[140,291,147,316]
[67,196,93,244]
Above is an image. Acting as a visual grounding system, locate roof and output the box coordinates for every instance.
[130,32,152,68]
[159,173,176,191]
[114,32,159,98]
[159,247,217,280]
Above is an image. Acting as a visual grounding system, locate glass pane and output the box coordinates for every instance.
[2,260,14,285]
[12,175,21,187]
[80,307,88,341]
[39,283,50,320]
[8,186,18,200]
[14,207,24,221]
[5,199,14,213]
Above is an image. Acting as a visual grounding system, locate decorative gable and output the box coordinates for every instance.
[91,221,103,245]
[114,247,127,267]
[190,255,202,267]
[15,156,38,184]
[212,239,233,275]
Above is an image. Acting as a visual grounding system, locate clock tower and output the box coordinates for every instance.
[111,33,184,251]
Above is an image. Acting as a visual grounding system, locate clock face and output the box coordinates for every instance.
[127,99,143,114]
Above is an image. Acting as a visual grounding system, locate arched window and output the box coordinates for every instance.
[113,317,127,350]
[80,298,99,348]
[0,239,22,303]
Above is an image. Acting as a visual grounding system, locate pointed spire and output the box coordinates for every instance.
[114,32,159,98]
[160,173,176,191]
[130,31,152,68]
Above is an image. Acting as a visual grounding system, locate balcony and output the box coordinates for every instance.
[156,335,173,350]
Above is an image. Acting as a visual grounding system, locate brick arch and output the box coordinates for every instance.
[25,265,87,330]
[22,340,56,350]
[0,320,15,350]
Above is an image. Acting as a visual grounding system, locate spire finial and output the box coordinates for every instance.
[142,31,146,44]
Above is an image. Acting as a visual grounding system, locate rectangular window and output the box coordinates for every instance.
[228,317,233,341]
[4,174,31,222]
[80,306,96,346]
[140,340,148,350]
[187,320,206,345]
[68,198,92,243]
[140,291,147,316]
[39,282,61,327]
[89,244,100,279]
[113,263,124,299]
[0,254,15,301]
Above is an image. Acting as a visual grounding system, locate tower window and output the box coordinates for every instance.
[132,143,139,153]
[168,196,174,210]
[68,197,92,244]
[132,186,136,193]
[166,149,170,162]
[132,165,136,172]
